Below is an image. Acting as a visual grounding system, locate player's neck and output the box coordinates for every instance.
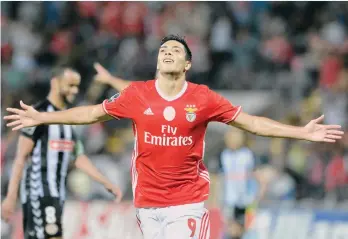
[156,73,186,98]
[47,92,66,110]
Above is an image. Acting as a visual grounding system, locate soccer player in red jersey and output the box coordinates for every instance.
[4,35,344,239]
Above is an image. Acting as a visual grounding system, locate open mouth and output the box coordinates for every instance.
[163,59,174,63]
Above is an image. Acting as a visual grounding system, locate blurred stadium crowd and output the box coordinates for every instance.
[1,1,348,207]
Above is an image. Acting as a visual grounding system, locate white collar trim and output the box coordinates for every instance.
[155,80,188,102]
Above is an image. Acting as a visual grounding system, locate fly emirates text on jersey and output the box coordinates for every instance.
[144,125,193,146]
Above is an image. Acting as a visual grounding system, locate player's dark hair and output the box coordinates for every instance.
[50,66,76,80]
[160,34,192,61]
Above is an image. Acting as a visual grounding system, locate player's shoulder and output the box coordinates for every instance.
[186,82,215,103]
[187,82,213,95]
[120,80,156,99]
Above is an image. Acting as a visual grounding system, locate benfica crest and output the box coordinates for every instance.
[184,105,197,122]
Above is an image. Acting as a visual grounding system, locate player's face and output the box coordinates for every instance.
[157,40,191,75]
[59,70,81,104]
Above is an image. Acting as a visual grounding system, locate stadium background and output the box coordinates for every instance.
[1,1,348,238]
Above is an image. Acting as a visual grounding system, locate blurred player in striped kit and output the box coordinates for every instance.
[1,67,122,239]
[219,128,269,239]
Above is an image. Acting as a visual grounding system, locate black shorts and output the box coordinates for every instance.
[22,196,63,239]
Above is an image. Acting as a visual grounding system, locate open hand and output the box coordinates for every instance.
[4,101,42,131]
[304,115,344,143]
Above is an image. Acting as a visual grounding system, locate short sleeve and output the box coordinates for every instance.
[206,89,242,124]
[20,126,42,141]
[102,83,136,120]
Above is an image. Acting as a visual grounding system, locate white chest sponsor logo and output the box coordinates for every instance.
[49,140,75,152]
[144,125,193,146]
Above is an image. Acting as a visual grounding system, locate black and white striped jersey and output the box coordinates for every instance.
[20,99,85,203]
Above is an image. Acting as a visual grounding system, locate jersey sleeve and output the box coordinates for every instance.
[102,83,136,119]
[206,88,242,124]
[20,126,41,141]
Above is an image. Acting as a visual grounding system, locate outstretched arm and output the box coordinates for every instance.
[94,63,131,92]
[230,112,344,143]
[5,101,111,130]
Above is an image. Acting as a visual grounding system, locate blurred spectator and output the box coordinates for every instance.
[260,17,293,71]
[321,19,346,47]
[209,15,233,85]
[232,26,259,71]
[325,143,348,201]
[228,26,259,88]
[319,53,342,89]
[320,52,348,127]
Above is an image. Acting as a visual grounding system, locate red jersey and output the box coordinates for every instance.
[102,80,241,208]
